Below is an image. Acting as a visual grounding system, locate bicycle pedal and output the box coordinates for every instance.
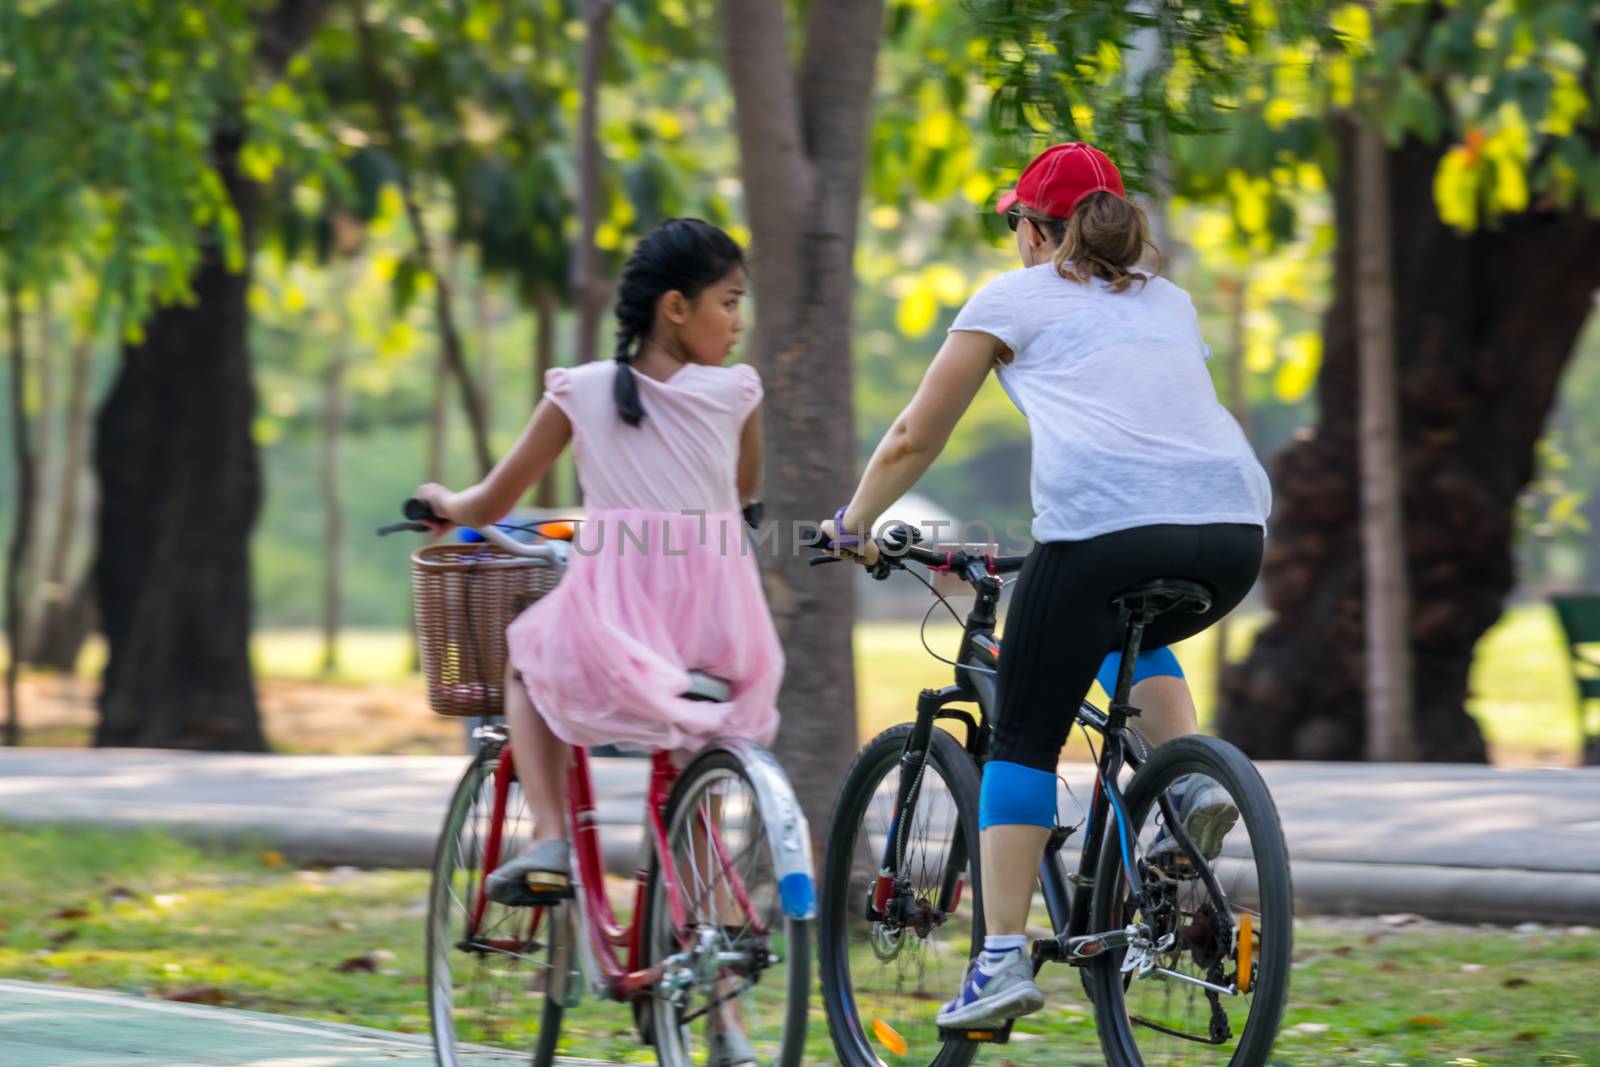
[522,876,575,900]
[938,1021,1014,1044]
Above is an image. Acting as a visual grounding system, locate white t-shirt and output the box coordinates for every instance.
[949,263,1271,543]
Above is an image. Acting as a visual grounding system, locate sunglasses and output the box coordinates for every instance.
[1005,207,1025,232]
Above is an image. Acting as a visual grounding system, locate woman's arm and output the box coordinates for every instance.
[737,406,764,504]
[838,328,1002,536]
[415,399,572,528]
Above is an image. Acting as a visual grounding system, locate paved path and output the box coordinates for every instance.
[3,749,1599,925]
[0,979,608,1066]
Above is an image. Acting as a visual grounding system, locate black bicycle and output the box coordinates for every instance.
[808,524,1292,1067]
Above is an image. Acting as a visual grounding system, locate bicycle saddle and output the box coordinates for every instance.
[683,671,732,703]
[1110,578,1214,619]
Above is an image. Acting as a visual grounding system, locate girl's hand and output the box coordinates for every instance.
[412,483,458,535]
[818,518,881,567]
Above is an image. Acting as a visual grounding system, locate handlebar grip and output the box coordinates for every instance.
[377,520,430,536]
[798,525,833,551]
[404,497,440,523]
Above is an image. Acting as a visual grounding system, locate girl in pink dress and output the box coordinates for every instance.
[412,219,783,915]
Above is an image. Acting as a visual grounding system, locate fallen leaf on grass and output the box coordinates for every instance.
[105,887,137,905]
[163,987,229,1006]
[48,929,79,949]
[1331,945,1352,956]
[259,850,286,867]
[1402,1015,1444,1029]
[1377,961,1399,972]
[49,907,89,920]
[1513,1031,1539,1042]
[334,955,378,973]
[1504,977,1530,988]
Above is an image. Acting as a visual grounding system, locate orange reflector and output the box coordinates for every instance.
[872,1018,908,1056]
[535,521,575,541]
[1237,912,1254,993]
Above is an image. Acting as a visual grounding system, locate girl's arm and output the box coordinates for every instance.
[737,406,764,504]
[835,328,1002,538]
[415,400,572,528]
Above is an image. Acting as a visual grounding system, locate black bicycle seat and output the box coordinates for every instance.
[1110,578,1213,619]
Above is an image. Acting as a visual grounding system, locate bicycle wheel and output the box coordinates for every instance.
[1086,735,1292,1067]
[643,745,812,1067]
[819,724,984,1067]
[427,742,564,1066]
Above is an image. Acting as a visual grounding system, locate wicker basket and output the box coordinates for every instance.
[411,542,562,717]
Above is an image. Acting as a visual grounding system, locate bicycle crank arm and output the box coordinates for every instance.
[1032,924,1144,965]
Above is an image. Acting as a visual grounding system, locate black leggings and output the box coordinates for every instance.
[990,523,1264,771]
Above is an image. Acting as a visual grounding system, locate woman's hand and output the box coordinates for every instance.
[412,482,459,535]
[818,518,881,567]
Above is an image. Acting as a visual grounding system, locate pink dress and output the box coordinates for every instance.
[506,360,783,752]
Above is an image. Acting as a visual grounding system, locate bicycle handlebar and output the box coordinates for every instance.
[377,498,567,563]
[803,521,1026,586]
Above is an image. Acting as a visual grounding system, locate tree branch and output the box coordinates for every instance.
[354,5,494,474]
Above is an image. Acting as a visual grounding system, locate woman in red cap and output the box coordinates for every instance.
[820,142,1270,1029]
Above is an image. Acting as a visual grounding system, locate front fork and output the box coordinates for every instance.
[870,686,976,928]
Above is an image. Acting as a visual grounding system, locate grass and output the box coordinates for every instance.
[17,602,1584,762]
[855,603,1580,763]
[2,824,1595,1065]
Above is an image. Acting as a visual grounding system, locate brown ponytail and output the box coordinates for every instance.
[1023,193,1163,293]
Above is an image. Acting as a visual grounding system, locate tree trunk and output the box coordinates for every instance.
[24,329,95,670]
[427,343,449,485]
[91,0,326,750]
[474,272,494,443]
[93,130,267,750]
[320,285,351,676]
[1219,120,1600,761]
[1212,274,1249,709]
[723,0,885,840]
[572,0,616,365]
[533,286,559,508]
[355,9,493,475]
[1353,120,1416,761]
[21,289,52,646]
[5,277,36,746]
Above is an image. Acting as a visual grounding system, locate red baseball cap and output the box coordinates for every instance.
[995,142,1126,219]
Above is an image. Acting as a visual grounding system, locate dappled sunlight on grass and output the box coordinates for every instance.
[14,605,1580,762]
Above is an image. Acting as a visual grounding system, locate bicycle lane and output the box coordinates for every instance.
[0,980,616,1067]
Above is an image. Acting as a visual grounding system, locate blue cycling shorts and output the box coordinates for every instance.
[1095,646,1184,700]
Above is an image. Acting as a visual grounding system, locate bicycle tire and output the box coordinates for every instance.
[1085,734,1293,1067]
[641,745,812,1067]
[819,724,984,1067]
[427,743,564,1067]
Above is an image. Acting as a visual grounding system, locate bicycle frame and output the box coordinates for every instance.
[873,558,1163,956]
[465,740,767,1003]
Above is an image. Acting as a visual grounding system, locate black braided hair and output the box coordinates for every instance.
[611,218,745,426]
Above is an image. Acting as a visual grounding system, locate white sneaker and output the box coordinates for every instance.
[935,948,1045,1029]
[1149,774,1238,867]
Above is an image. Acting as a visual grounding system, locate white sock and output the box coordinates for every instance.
[979,934,1027,972]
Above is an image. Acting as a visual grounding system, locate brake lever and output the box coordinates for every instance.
[377,520,432,536]
[808,555,843,567]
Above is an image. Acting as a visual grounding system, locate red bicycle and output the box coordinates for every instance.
[384,506,814,1067]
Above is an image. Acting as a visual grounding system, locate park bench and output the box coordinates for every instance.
[1551,593,1600,765]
